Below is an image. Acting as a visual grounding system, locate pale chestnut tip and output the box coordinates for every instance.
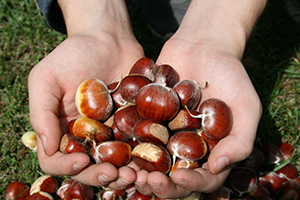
[21,131,37,152]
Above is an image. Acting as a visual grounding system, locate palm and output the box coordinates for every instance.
[134,39,262,198]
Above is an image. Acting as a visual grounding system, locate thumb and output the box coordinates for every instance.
[28,69,62,156]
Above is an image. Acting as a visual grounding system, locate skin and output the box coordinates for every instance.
[28,0,267,199]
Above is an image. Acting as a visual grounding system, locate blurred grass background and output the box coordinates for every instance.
[0,0,299,199]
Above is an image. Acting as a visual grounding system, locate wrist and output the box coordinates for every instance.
[57,0,133,38]
[172,0,267,59]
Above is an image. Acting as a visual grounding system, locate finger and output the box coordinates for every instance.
[207,94,262,174]
[106,165,137,190]
[71,162,119,186]
[28,67,63,156]
[135,170,153,196]
[36,135,90,176]
[170,164,232,194]
[146,171,192,199]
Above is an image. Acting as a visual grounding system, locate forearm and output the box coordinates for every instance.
[57,0,132,37]
[174,0,267,59]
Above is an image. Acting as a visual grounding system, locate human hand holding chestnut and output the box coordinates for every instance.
[133,26,262,200]
[28,0,144,189]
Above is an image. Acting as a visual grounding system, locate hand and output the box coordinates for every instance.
[133,37,262,199]
[28,31,144,188]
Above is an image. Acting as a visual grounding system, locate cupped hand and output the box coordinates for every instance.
[133,37,262,198]
[28,32,144,188]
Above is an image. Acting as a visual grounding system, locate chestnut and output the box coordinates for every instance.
[260,143,284,165]
[56,179,74,200]
[69,181,94,200]
[134,118,169,145]
[167,131,207,163]
[228,167,258,196]
[114,104,143,139]
[72,117,112,143]
[196,98,233,140]
[68,119,76,135]
[154,64,180,87]
[75,78,113,121]
[135,83,180,121]
[132,142,172,173]
[280,179,300,199]
[5,181,30,200]
[200,130,219,153]
[170,158,199,175]
[59,133,91,155]
[207,186,231,200]
[259,171,282,196]
[30,175,57,196]
[101,187,127,200]
[168,109,202,132]
[28,191,54,200]
[127,190,153,200]
[91,141,131,167]
[239,148,265,173]
[173,79,202,110]
[248,183,271,200]
[279,142,295,161]
[119,74,152,103]
[275,163,298,183]
[108,81,128,109]
[129,57,157,81]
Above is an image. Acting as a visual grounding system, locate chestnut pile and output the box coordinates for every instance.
[207,142,300,200]
[62,57,233,176]
[5,175,94,200]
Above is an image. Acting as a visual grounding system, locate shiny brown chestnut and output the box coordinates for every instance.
[136,83,180,121]
[259,171,282,196]
[5,181,30,200]
[192,98,233,140]
[129,57,157,81]
[127,190,153,200]
[279,142,295,161]
[167,131,207,163]
[59,133,91,155]
[101,187,127,200]
[30,175,57,196]
[28,191,54,200]
[72,117,112,143]
[173,79,202,110]
[75,78,114,121]
[56,179,74,200]
[168,109,202,132]
[119,74,152,103]
[280,179,300,199]
[260,143,284,165]
[114,104,143,139]
[248,183,271,200]
[91,141,131,167]
[108,81,128,109]
[132,142,172,173]
[275,163,298,183]
[69,181,94,200]
[134,118,169,145]
[170,158,199,175]
[154,64,180,87]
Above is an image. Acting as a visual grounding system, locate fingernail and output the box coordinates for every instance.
[72,162,87,171]
[149,182,163,192]
[98,173,115,185]
[116,177,131,189]
[214,156,229,173]
[173,178,188,187]
[135,182,147,191]
[40,135,47,152]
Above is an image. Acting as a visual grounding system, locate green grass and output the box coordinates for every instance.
[0,0,300,199]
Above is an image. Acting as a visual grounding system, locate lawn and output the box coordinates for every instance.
[0,0,299,199]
